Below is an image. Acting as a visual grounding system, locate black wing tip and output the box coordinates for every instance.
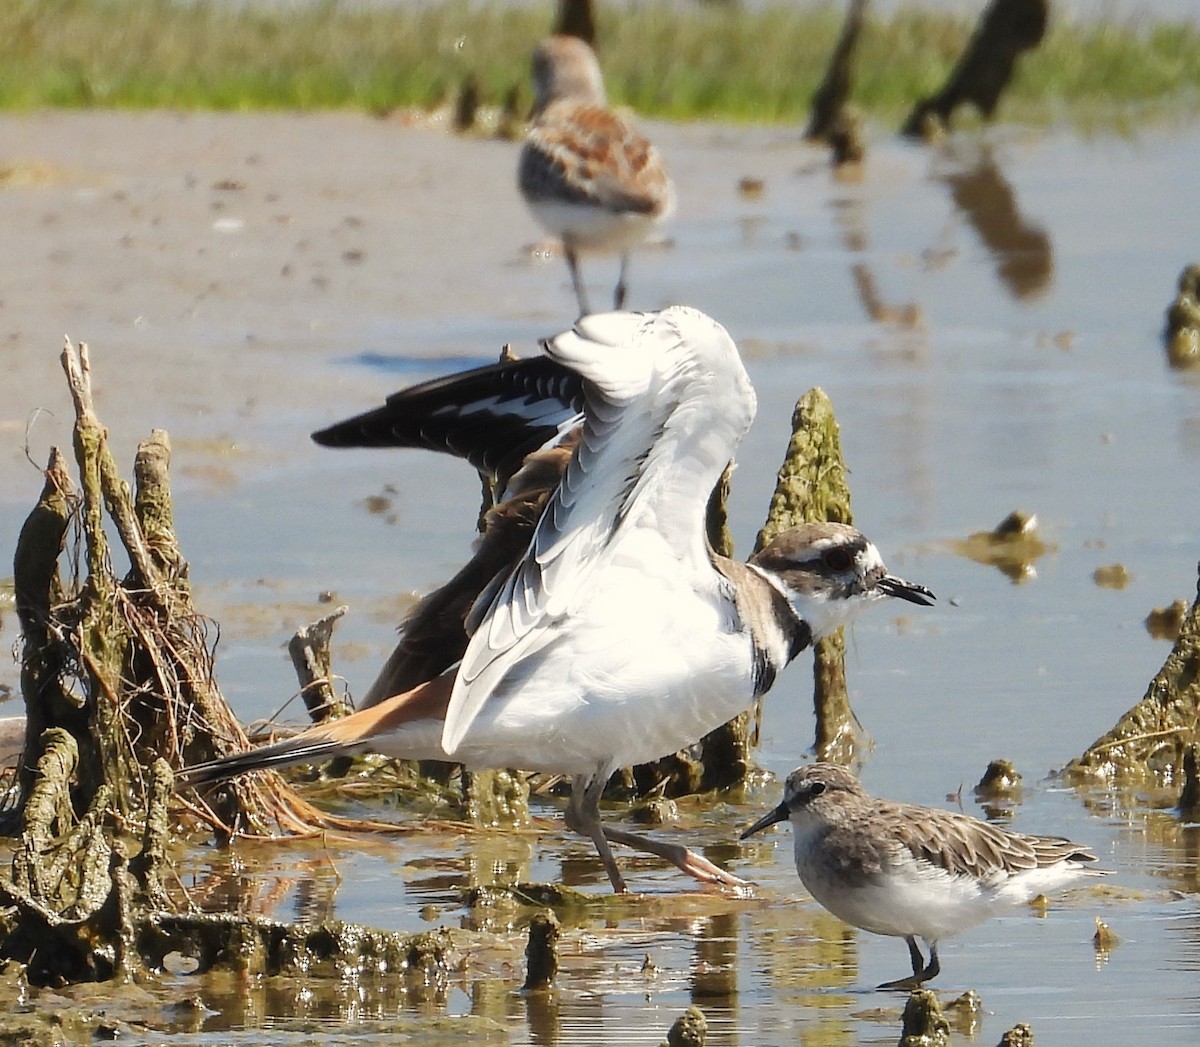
[311,418,373,447]
[310,356,586,464]
[177,738,342,788]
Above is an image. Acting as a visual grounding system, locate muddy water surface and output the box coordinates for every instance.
[2,111,1199,1043]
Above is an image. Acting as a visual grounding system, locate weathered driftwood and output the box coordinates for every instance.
[4,339,451,986]
[1065,563,1200,788]
[288,606,353,723]
[0,726,162,984]
[20,342,390,840]
[555,0,597,49]
[756,388,859,766]
[522,909,560,991]
[804,0,869,166]
[901,0,1048,138]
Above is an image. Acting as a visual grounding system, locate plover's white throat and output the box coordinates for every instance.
[742,763,1105,987]
[181,308,934,894]
[519,35,674,316]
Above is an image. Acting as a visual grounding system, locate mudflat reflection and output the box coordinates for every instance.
[937,143,1053,300]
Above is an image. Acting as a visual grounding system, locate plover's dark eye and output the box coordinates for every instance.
[808,781,827,797]
[822,547,853,573]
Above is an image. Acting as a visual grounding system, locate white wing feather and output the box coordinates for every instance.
[441,307,756,754]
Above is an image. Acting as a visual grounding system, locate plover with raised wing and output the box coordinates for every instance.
[519,35,674,316]
[181,309,934,894]
[742,763,1105,987]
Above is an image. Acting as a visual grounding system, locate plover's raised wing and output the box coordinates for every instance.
[442,306,756,754]
[312,356,585,495]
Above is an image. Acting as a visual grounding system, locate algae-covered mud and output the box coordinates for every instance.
[2,89,1200,1047]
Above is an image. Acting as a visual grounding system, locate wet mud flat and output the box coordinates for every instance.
[1,110,1200,1043]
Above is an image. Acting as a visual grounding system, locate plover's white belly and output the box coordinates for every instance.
[446,563,752,775]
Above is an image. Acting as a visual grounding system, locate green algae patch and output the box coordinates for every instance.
[757,388,858,766]
[462,880,751,933]
[149,916,461,981]
[974,758,1023,804]
[898,989,951,1047]
[464,882,597,927]
[661,1005,708,1047]
[1164,263,1200,369]
[463,768,532,828]
[1146,599,1188,642]
[1066,562,1200,786]
[998,1023,1036,1046]
[943,990,984,1037]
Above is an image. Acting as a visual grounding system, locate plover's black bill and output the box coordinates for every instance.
[877,575,936,606]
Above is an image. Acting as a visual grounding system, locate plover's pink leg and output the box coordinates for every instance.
[602,824,746,888]
[565,774,628,893]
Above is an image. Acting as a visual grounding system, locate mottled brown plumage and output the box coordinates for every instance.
[521,106,671,217]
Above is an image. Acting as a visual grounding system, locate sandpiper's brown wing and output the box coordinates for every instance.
[888,802,1098,879]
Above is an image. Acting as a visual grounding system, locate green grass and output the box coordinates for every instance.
[1,0,1198,124]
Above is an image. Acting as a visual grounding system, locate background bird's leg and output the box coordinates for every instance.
[920,942,941,983]
[907,936,925,977]
[613,252,630,309]
[565,244,590,316]
[564,773,627,893]
[600,824,745,888]
[877,936,932,990]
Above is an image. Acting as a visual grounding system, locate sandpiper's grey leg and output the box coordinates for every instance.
[877,936,933,990]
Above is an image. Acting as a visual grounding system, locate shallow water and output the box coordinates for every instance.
[2,110,1200,1043]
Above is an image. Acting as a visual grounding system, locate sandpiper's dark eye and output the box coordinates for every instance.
[822,547,853,573]
[809,781,826,796]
